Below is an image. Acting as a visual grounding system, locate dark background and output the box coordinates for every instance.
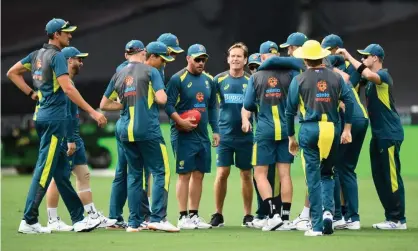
[2,0,418,117]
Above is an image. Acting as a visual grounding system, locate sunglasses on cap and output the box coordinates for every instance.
[249,64,259,71]
[194,57,207,63]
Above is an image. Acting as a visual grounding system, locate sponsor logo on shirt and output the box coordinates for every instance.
[315,80,331,102]
[187,82,193,88]
[124,75,136,97]
[194,92,206,112]
[33,59,43,81]
[224,94,244,104]
[265,77,281,98]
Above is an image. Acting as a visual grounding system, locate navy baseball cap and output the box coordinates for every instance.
[321,34,344,49]
[125,40,145,54]
[280,32,308,48]
[146,41,174,62]
[61,47,88,59]
[157,33,184,53]
[259,41,279,54]
[187,44,209,58]
[248,53,261,65]
[357,44,385,60]
[45,18,77,35]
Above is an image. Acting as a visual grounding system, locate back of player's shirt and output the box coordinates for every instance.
[246,69,297,141]
[215,71,252,140]
[20,44,69,121]
[104,62,165,142]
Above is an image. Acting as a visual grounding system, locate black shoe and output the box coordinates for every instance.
[209,213,225,227]
[242,214,254,227]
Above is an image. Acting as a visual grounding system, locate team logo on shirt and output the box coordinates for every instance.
[33,59,43,81]
[187,82,193,88]
[124,75,136,97]
[205,80,210,89]
[265,77,281,98]
[243,83,247,92]
[196,92,204,102]
[315,80,330,102]
[125,76,134,86]
[194,92,206,112]
[224,84,230,90]
[268,77,278,87]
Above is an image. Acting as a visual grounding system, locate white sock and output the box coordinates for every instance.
[300,206,310,219]
[47,208,58,221]
[84,203,98,217]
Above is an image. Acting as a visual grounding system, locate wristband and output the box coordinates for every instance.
[357,63,367,74]
[27,90,34,97]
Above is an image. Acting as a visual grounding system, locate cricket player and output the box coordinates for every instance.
[243,41,298,231]
[286,40,354,236]
[101,41,178,232]
[157,33,184,82]
[44,47,117,231]
[108,40,149,229]
[8,18,107,234]
[209,42,253,227]
[280,32,308,58]
[322,35,369,230]
[165,44,219,229]
[336,45,406,230]
[248,53,261,74]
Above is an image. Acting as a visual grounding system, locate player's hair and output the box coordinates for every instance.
[47,31,61,40]
[228,42,248,58]
[305,59,323,67]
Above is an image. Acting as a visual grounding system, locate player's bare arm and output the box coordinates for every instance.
[336,48,381,85]
[154,89,167,105]
[58,74,107,127]
[7,62,38,100]
[99,96,123,111]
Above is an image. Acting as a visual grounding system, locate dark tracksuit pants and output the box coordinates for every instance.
[334,119,368,222]
[253,164,281,218]
[122,137,170,228]
[299,121,340,232]
[24,120,84,225]
[370,138,406,223]
[109,131,150,222]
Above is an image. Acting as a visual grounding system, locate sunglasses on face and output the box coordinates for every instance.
[362,55,371,59]
[194,57,207,63]
[249,64,259,71]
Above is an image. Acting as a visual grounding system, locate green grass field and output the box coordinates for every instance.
[2,125,418,251]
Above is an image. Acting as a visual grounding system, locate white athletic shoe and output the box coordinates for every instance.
[304,229,323,237]
[344,220,361,230]
[73,216,100,232]
[18,220,51,234]
[177,216,197,230]
[126,226,144,232]
[148,220,180,232]
[372,221,407,230]
[96,212,118,228]
[333,219,347,230]
[323,211,334,235]
[292,215,311,231]
[140,220,150,230]
[262,214,283,231]
[47,217,73,232]
[251,218,267,229]
[190,215,212,229]
[276,220,296,231]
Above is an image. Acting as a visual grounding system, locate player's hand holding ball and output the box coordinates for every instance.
[176,110,200,132]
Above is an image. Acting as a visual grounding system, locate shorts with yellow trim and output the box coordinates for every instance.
[370,138,405,223]
[176,139,211,174]
[122,137,170,226]
[252,139,294,166]
[216,137,253,170]
[63,139,87,169]
[24,120,84,225]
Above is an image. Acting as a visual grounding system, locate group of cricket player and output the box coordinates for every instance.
[7,18,406,237]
